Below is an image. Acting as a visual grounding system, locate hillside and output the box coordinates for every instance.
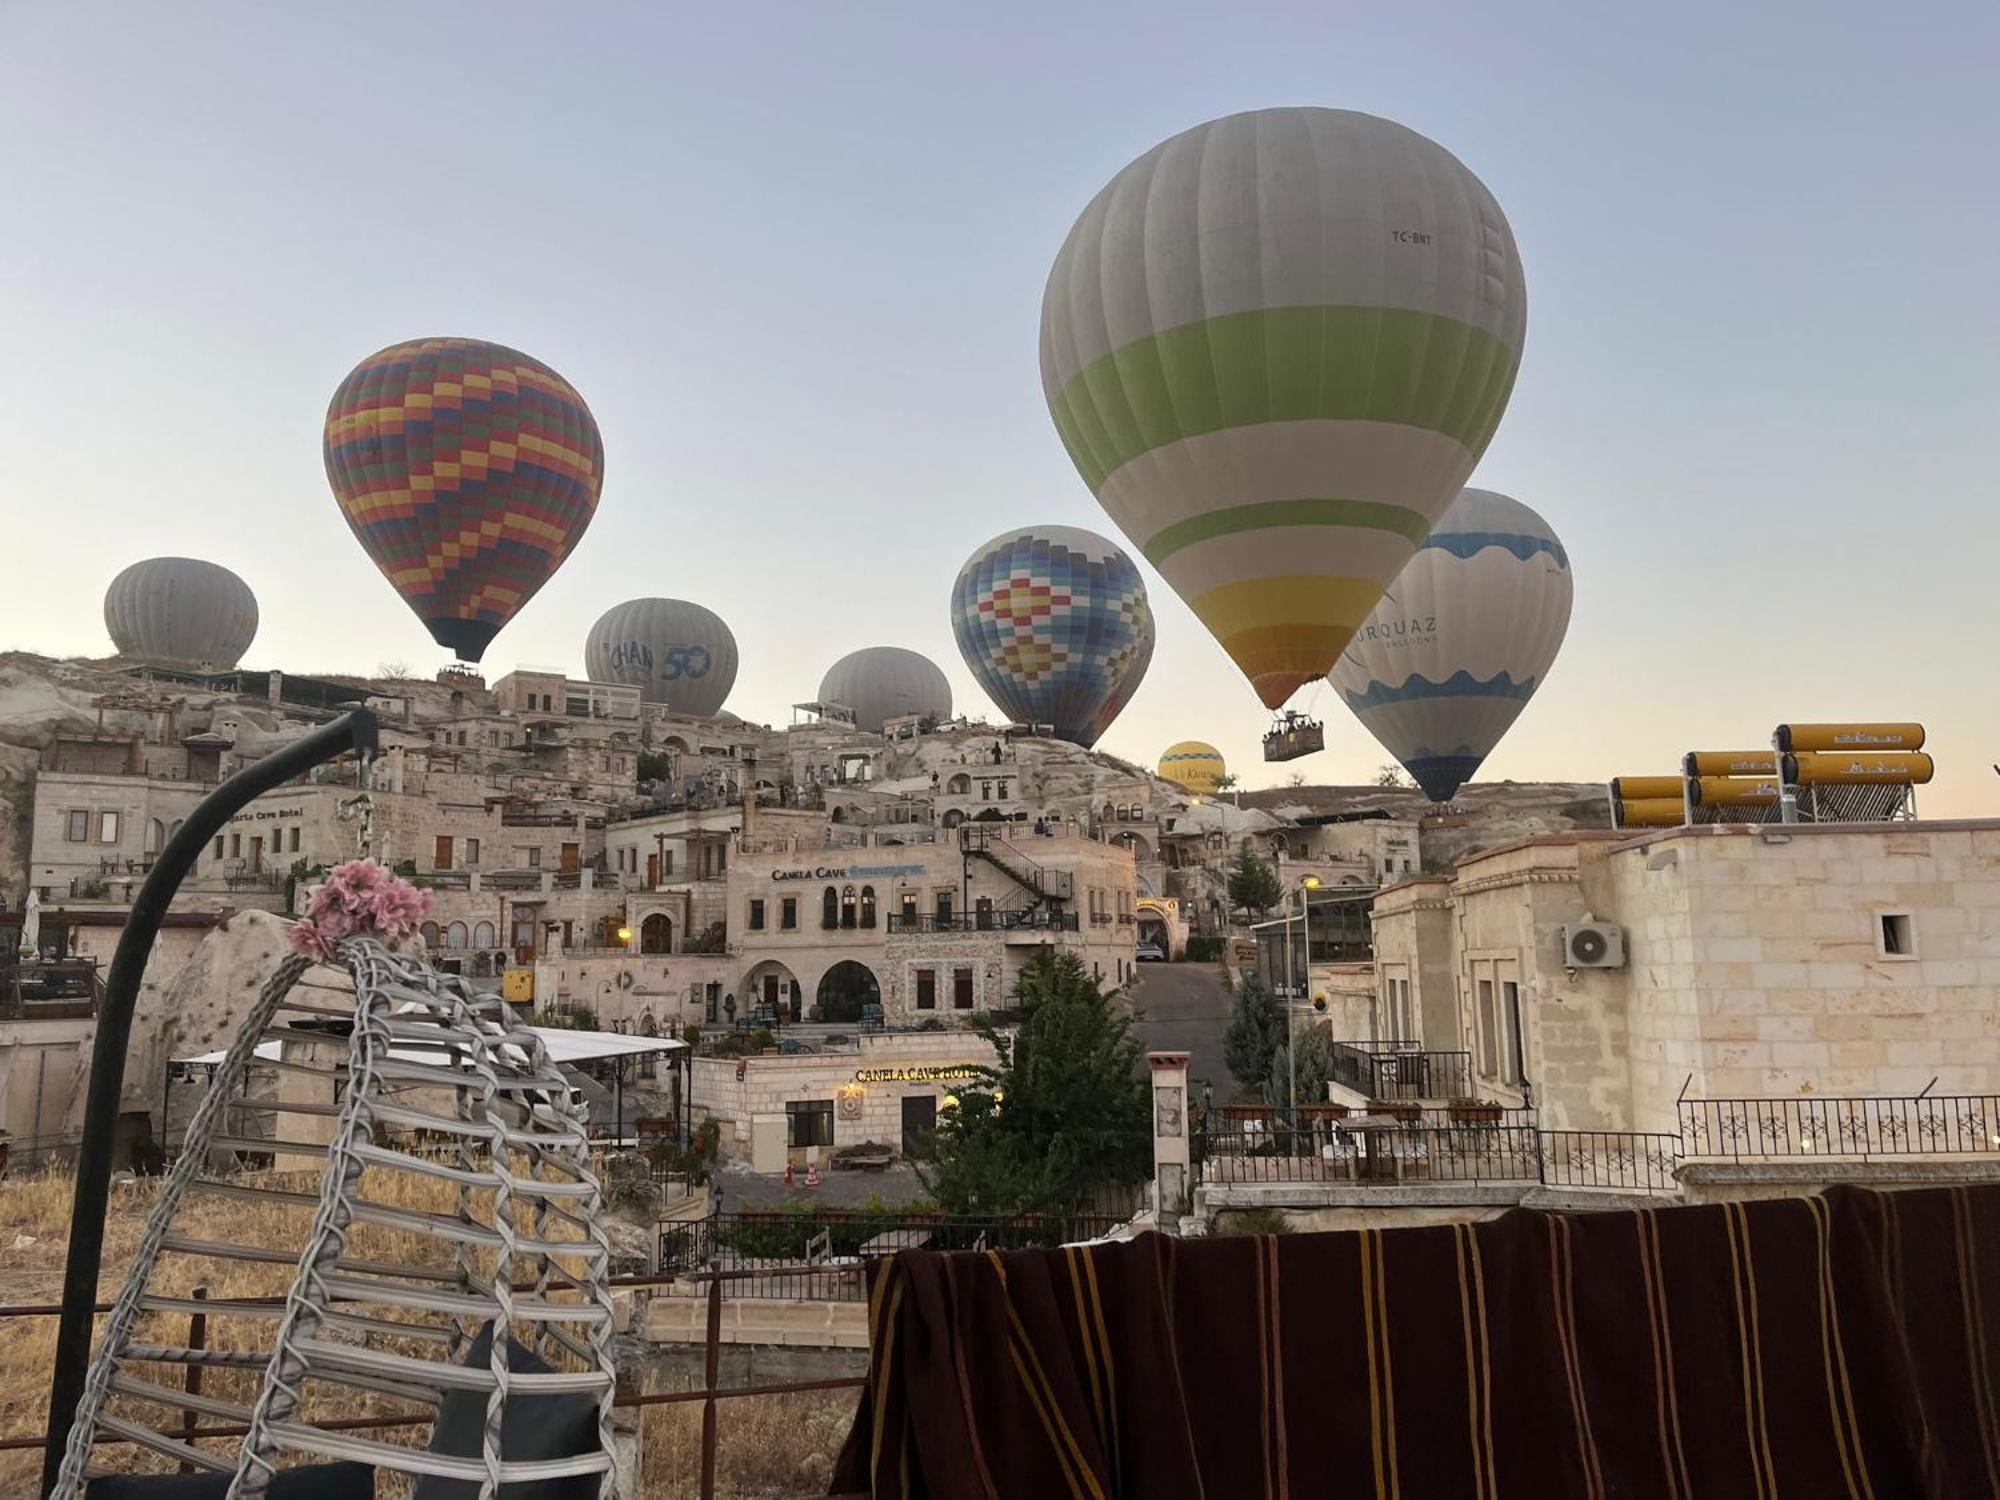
[1238,780,1612,870]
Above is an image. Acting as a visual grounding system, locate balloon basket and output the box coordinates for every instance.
[1262,711,1325,763]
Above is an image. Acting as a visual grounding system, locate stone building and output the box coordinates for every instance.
[1369,820,2000,1135]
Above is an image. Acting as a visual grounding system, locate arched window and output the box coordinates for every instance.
[641,913,673,954]
[822,885,840,929]
[841,885,858,929]
[146,819,167,855]
[445,921,469,950]
[859,886,876,929]
[472,920,496,949]
[421,921,441,949]
[946,773,971,795]
[1101,803,1116,825]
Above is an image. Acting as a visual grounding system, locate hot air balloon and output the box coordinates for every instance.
[1040,108,1527,712]
[104,558,258,670]
[324,337,604,663]
[1158,742,1226,796]
[1328,488,1572,802]
[584,599,739,716]
[819,648,952,734]
[950,525,1154,747]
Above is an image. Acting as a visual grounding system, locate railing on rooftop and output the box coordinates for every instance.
[658,1208,1133,1301]
[1196,1114,1681,1195]
[1327,1041,1475,1103]
[1680,1093,2000,1161]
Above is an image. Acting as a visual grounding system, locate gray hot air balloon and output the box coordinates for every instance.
[103,558,258,670]
[818,647,952,734]
[583,598,739,716]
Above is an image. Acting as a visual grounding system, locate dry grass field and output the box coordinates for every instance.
[0,1168,857,1497]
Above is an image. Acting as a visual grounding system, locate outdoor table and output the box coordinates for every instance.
[1331,1113,1407,1181]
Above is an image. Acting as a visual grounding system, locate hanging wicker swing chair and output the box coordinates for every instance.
[49,933,620,1499]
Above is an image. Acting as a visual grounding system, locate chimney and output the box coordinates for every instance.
[267,669,284,707]
[741,754,758,847]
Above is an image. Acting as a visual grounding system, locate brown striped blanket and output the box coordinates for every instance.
[831,1185,2000,1498]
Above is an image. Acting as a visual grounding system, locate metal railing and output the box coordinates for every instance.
[0,959,102,1020]
[1328,1041,1475,1102]
[1196,1117,1681,1194]
[887,909,1080,935]
[1680,1092,2000,1161]
[658,1208,1130,1301]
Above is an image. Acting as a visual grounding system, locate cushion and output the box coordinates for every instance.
[88,1461,373,1497]
[412,1324,602,1499]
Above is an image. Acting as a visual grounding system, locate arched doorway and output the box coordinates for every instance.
[641,913,674,954]
[742,961,802,1023]
[816,961,880,1025]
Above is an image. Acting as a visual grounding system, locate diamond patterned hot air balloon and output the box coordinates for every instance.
[950,525,1154,747]
[324,337,604,662]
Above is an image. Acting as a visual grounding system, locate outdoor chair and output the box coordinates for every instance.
[49,937,620,1498]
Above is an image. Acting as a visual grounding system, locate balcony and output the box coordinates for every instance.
[1198,1114,1680,1195]
[1327,1041,1475,1103]
[887,910,1081,936]
[1680,1094,2000,1161]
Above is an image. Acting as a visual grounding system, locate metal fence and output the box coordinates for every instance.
[1680,1093,2000,1161]
[658,1209,1129,1300]
[1327,1041,1475,1102]
[1197,1118,1682,1194]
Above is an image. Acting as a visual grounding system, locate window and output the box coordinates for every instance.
[1476,979,1497,1077]
[641,913,673,955]
[748,898,766,931]
[1878,911,1917,959]
[841,885,857,929]
[1501,981,1522,1083]
[465,838,480,866]
[527,847,541,868]
[822,886,840,929]
[900,891,918,922]
[935,890,954,923]
[781,896,798,931]
[860,886,876,929]
[446,922,469,950]
[422,922,442,948]
[915,969,936,1010]
[230,834,242,859]
[660,849,675,876]
[953,967,974,1010]
[473,921,496,949]
[787,1099,835,1148]
[289,826,302,853]
[98,811,120,844]
[213,835,225,860]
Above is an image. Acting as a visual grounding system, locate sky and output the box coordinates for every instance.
[3,2,1995,811]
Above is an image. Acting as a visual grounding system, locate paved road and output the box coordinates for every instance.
[1126,962,1233,1098]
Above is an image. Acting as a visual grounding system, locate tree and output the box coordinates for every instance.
[1223,976,1286,1099]
[636,751,672,783]
[1268,1024,1338,1110]
[913,950,1150,1218]
[1227,849,1282,918]
[1212,773,1239,792]
[1374,763,1412,789]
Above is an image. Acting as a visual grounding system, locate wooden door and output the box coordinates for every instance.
[434,836,453,870]
[646,852,660,888]
[561,842,580,874]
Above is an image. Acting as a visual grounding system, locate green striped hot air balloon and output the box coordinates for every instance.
[1040,107,1527,710]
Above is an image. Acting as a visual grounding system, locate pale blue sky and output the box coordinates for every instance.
[3,2,1994,809]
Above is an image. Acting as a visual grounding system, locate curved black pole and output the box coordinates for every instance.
[41,709,378,1495]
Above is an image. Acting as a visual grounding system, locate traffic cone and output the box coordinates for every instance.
[805,1162,820,1188]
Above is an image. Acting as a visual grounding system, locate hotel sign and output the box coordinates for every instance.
[854,1063,983,1084]
[770,862,927,882]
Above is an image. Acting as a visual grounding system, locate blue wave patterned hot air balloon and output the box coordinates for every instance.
[1328,488,1572,801]
[950,526,1155,747]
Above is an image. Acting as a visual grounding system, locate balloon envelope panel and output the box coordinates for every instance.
[819,647,953,734]
[1158,741,1226,795]
[1329,488,1571,801]
[103,557,258,669]
[1041,107,1527,709]
[585,598,739,716]
[950,525,1153,747]
[324,337,604,663]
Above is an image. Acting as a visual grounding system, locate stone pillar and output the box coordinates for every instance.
[1147,1051,1190,1225]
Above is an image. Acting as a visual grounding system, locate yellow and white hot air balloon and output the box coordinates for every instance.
[1158,741,1226,795]
[1041,107,1528,709]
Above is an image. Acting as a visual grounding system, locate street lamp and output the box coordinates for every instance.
[1288,876,1322,1121]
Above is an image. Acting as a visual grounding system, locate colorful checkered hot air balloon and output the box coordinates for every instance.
[950,525,1154,748]
[1041,108,1527,711]
[324,337,605,662]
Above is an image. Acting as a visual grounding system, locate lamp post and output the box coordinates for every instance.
[1288,876,1321,1121]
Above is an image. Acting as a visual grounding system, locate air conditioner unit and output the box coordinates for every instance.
[1561,922,1626,969]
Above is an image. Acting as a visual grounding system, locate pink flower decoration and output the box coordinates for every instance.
[289,859,434,960]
